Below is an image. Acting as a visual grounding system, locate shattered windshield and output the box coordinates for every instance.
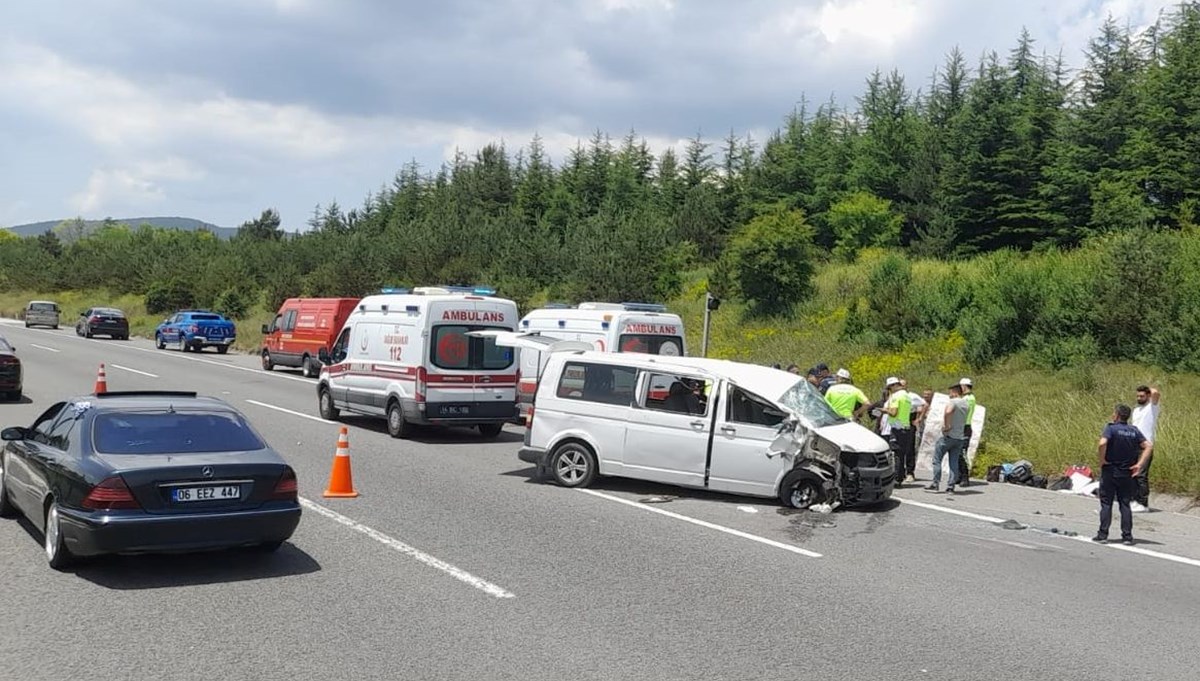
[778,378,846,428]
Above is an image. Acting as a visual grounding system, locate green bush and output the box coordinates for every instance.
[144,279,195,314]
[828,191,903,260]
[720,206,816,315]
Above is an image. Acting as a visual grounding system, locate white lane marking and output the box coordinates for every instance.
[109,364,159,378]
[29,343,60,353]
[1,319,314,385]
[895,497,1006,523]
[578,489,822,558]
[299,497,516,599]
[898,497,1200,569]
[245,399,336,424]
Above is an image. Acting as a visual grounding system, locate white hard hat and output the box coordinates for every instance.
[836,368,851,380]
[885,376,901,387]
[960,377,973,387]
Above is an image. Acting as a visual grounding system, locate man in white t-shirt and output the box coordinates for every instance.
[1129,385,1161,512]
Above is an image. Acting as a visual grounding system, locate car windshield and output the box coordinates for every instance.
[778,378,846,428]
[92,410,266,454]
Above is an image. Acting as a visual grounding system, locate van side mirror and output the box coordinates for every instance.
[1,427,27,441]
[261,324,271,334]
[318,349,331,365]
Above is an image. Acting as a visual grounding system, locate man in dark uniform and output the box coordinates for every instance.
[1093,404,1153,545]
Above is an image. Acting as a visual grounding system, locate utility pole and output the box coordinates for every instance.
[701,292,720,357]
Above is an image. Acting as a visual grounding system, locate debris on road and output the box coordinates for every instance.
[639,495,675,504]
[736,506,759,513]
[995,519,1028,530]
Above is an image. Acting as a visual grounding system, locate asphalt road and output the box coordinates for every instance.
[1,321,1197,681]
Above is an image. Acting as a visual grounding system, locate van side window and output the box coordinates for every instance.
[281,310,298,332]
[431,325,515,370]
[643,373,710,416]
[556,363,637,406]
[727,386,785,427]
[330,328,350,364]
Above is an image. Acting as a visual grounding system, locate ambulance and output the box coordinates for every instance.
[315,286,520,439]
[513,302,686,420]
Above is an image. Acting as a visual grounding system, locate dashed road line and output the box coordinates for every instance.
[577,488,823,558]
[245,399,336,424]
[29,343,60,353]
[110,363,159,378]
[299,497,516,599]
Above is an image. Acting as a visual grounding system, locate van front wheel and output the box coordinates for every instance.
[779,472,824,509]
[549,442,597,488]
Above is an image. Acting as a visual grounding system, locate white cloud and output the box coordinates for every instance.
[71,158,205,214]
[816,0,921,46]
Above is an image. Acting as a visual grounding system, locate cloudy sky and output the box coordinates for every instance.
[0,0,1175,231]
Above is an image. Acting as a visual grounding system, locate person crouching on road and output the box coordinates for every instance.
[879,377,913,487]
[824,368,870,422]
[925,384,969,495]
[1093,404,1152,546]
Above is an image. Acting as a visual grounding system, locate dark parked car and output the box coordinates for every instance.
[76,307,130,340]
[0,391,301,569]
[0,337,21,401]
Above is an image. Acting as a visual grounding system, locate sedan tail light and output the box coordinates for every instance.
[270,468,298,501]
[89,316,102,324]
[82,476,141,510]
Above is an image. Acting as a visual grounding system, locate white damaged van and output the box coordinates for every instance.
[478,333,895,510]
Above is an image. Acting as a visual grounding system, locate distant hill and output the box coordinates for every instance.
[2,216,240,240]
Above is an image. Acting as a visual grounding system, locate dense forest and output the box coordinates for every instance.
[4,5,1200,371]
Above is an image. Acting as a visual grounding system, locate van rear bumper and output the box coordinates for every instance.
[518,446,548,466]
[405,400,517,425]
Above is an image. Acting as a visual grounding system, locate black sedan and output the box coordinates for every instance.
[0,391,301,569]
[76,307,130,340]
[0,336,20,401]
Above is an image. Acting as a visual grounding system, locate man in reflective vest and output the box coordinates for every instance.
[880,376,913,487]
[824,368,870,422]
[959,378,977,486]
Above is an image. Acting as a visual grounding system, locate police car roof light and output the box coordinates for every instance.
[620,302,668,313]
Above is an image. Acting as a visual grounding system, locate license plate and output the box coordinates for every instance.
[172,485,240,502]
[438,405,471,416]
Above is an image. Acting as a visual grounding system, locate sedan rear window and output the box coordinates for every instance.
[189,314,222,321]
[92,411,266,454]
[0,338,12,352]
[29,302,58,312]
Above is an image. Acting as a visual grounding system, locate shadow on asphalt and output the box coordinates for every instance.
[340,415,524,445]
[0,395,34,405]
[12,516,320,589]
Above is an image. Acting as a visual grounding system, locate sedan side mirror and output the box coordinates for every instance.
[1,427,28,441]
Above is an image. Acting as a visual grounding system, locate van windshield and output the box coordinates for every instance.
[617,334,683,356]
[432,325,514,370]
[778,378,846,428]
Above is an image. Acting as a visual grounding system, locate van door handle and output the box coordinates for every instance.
[720,426,737,435]
[690,420,706,429]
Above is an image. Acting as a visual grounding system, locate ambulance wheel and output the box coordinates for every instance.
[261,350,274,371]
[386,400,410,439]
[318,387,339,420]
[549,441,597,488]
[301,356,318,378]
[779,471,824,510]
[478,423,504,438]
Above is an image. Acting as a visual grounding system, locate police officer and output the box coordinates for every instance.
[824,368,870,421]
[1093,404,1152,545]
[879,377,913,487]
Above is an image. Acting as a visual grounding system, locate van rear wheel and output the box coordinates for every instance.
[478,423,504,438]
[386,400,410,439]
[549,442,597,488]
[301,356,318,378]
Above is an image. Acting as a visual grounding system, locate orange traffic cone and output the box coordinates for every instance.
[94,363,108,394]
[323,426,359,498]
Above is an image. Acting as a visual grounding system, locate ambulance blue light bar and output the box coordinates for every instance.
[620,302,668,313]
[380,287,411,294]
[441,285,497,296]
